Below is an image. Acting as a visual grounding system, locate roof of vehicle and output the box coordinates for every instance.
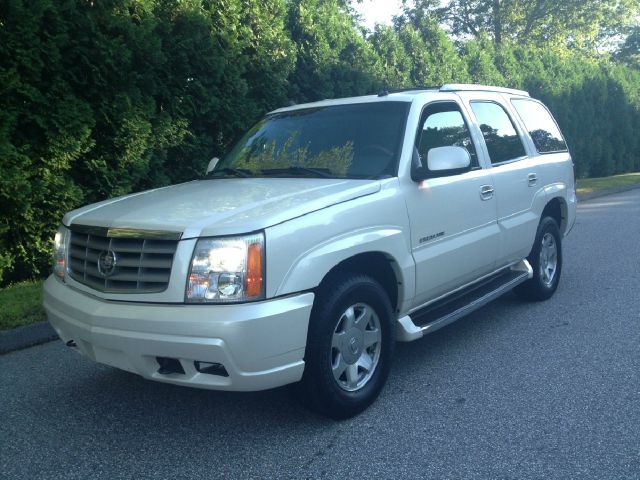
[270,84,530,115]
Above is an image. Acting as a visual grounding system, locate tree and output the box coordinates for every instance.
[0,0,90,281]
[616,25,640,68]
[370,25,412,88]
[156,0,296,184]
[393,12,469,85]
[405,0,640,48]
[286,0,382,102]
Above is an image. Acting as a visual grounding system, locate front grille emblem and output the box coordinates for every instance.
[97,250,117,277]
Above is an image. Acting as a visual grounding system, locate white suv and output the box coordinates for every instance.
[44,84,576,418]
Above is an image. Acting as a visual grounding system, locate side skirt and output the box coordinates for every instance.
[396,259,532,342]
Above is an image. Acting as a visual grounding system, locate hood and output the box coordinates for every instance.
[63,178,381,238]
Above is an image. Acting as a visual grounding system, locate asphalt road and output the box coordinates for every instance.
[2,189,639,480]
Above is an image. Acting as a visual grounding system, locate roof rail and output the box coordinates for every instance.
[440,83,530,97]
[379,86,440,96]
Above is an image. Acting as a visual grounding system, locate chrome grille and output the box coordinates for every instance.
[67,227,179,293]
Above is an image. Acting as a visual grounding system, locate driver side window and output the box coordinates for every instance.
[417,103,479,170]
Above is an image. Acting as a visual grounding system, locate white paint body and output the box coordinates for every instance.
[44,87,577,391]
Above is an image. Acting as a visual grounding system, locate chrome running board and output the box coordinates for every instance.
[396,259,532,342]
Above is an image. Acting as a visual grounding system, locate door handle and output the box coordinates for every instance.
[480,185,494,201]
[528,173,538,186]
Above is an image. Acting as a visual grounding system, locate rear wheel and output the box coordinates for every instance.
[514,216,562,301]
[298,274,395,419]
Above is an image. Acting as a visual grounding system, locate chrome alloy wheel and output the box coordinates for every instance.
[331,303,382,392]
[539,232,558,287]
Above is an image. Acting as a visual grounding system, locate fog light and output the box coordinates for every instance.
[156,357,185,375]
[194,361,229,377]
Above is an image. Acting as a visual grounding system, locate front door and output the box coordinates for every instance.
[404,101,500,308]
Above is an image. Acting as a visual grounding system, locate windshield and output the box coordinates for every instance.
[211,102,409,179]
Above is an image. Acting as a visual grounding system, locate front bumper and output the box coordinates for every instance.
[43,276,314,391]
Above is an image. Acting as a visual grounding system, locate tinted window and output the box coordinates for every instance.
[215,102,409,179]
[470,102,526,164]
[417,103,478,169]
[512,99,567,153]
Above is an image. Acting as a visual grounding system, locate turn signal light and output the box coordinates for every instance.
[245,242,263,298]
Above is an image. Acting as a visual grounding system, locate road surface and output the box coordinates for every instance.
[1,189,639,479]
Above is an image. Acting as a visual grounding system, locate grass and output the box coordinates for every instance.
[577,172,640,196]
[0,280,45,331]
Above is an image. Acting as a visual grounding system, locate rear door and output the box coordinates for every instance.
[510,97,573,232]
[458,92,543,266]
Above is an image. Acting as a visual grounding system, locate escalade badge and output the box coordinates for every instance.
[97,250,117,277]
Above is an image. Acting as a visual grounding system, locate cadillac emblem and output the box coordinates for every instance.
[97,250,117,277]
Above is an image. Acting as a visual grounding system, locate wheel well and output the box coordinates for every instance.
[318,252,400,312]
[542,197,566,233]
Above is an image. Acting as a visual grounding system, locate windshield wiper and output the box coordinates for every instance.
[207,167,252,178]
[261,166,334,178]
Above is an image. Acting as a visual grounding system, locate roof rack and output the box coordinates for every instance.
[440,83,530,97]
[378,86,440,97]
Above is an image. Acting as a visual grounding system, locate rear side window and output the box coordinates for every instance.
[512,99,568,153]
[470,101,526,164]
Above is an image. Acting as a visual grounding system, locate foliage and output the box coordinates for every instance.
[373,15,469,86]
[235,136,355,177]
[0,0,295,284]
[286,0,383,102]
[616,25,640,69]
[0,0,639,286]
[407,0,640,48]
[0,280,44,330]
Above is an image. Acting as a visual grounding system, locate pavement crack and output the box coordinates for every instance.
[300,428,342,477]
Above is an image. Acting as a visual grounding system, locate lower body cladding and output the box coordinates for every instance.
[42,277,314,391]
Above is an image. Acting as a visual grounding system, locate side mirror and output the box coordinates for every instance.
[428,146,471,171]
[206,157,219,175]
[411,146,471,181]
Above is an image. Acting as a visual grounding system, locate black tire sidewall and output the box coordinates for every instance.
[528,216,563,300]
[301,274,395,419]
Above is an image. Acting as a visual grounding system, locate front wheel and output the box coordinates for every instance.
[298,274,395,419]
[514,216,563,301]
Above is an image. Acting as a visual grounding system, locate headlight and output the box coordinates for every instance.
[186,232,264,303]
[53,225,69,281]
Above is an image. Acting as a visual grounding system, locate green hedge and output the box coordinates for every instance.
[1,0,638,285]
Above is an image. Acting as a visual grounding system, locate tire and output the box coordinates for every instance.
[298,274,395,419]
[514,216,563,301]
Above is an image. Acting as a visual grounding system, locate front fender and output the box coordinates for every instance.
[277,227,414,308]
[265,180,416,314]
